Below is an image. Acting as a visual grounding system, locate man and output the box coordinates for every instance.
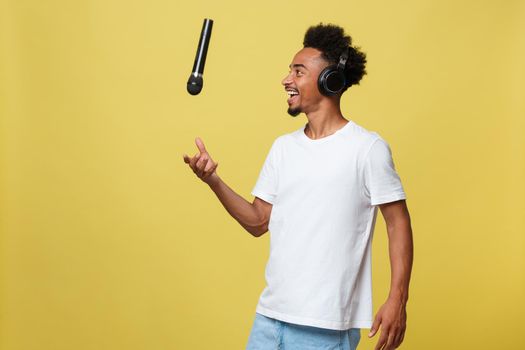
[183,23,413,350]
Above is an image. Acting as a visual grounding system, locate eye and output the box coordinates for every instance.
[296,70,303,77]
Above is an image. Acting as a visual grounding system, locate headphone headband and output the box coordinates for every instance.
[337,47,349,71]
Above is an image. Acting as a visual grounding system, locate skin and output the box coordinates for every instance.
[183,47,413,350]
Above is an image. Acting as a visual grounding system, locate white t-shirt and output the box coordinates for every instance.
[251,120,406,330]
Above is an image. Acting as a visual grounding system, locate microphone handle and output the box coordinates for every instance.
[192,18,213,76]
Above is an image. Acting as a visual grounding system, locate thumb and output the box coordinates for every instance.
[368,315,381,338]
[195,137,207,154]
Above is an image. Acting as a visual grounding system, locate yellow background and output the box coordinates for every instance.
[1,0,524,349]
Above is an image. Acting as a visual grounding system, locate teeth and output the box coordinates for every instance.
[286,90,299,96]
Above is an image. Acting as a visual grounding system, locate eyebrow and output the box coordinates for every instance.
[289,63,308,70]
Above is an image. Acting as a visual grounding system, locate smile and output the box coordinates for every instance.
[286,89,299,104]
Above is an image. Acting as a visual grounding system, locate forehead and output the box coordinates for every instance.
[290,47,327,69]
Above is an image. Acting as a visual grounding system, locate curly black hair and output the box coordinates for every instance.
[303,23,367,92]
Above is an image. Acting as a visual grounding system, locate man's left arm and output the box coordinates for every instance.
[368,199,414,350]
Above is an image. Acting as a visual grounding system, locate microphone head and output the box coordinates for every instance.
[187,74,203,95]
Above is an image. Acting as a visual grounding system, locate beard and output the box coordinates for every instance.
[287,106,301,117]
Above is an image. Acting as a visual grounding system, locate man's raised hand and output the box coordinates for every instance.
[183,137,219,184]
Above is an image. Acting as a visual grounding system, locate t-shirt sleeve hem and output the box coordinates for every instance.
[251,189,275,205]
[371,192,406,206]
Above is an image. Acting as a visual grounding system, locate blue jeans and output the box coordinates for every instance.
[246,313,361,350]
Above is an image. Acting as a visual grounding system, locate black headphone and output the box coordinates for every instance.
[317,47,349,96]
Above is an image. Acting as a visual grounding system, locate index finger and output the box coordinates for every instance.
[374,327,388,350]
[195,137,207,154]
[384,330,396,350]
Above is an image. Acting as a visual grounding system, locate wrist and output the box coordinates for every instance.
[205,172,220,188]
[387,290,409,305]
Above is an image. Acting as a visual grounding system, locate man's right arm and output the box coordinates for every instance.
[206,174,272,237]
[183,137,272,237]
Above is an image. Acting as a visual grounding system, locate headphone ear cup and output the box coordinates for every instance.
[318,65,346,96]
[317,66,334,96]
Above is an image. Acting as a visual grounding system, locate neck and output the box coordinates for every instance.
[304,100,348,139]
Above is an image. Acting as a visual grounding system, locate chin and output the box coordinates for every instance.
[287,106,302,117]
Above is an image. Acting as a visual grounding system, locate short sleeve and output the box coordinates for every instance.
[364,137,406,206]
[251,138,281,205]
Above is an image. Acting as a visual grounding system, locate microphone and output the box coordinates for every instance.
[187,18,214,95]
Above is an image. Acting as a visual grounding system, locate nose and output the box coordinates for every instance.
[281,71,292,86]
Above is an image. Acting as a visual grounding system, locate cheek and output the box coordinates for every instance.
[300,78,317,92]
[303,80,321,100]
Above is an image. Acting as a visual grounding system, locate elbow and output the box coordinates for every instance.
[250,224,268,238]
[248,201,271,237]
[241,220,268,238]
